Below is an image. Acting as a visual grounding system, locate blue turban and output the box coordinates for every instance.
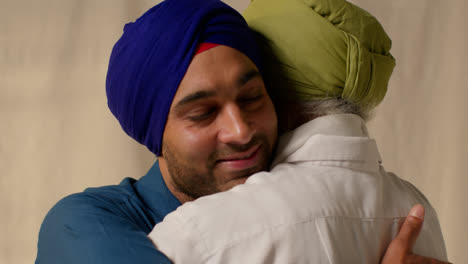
[106,0,261,156]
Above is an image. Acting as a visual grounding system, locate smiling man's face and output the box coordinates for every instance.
[158,45,278,203]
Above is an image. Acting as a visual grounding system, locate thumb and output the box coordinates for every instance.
[395,204,425,254]
[381,204,425,264]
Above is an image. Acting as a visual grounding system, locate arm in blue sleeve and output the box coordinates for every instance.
[35,193,172,264]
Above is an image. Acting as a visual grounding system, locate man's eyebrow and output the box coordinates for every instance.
[238,69,262,87]
[174,90,216,109]
[173,69,261,110]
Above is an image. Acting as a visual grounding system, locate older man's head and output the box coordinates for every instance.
[244,0,396,131]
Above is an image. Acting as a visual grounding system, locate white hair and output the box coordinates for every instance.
[275,98,372,133]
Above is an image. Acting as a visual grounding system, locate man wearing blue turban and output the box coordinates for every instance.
[37,1,277,263]
[36,0,447,263]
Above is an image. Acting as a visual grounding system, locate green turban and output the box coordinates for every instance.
[243,0,396,109]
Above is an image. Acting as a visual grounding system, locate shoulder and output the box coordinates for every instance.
[36,179,169,264]
[44,178,138,222]
[383,171,440,216]
[39,178,150,236]
[154,169,326,246]
[36,179,170,264]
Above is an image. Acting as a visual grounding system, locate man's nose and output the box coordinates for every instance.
[217,104,254,145]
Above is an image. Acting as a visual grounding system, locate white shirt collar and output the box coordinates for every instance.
[272,114,382,168]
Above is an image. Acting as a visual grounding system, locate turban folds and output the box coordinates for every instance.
[106,0,261,156]
[243,0,396,109]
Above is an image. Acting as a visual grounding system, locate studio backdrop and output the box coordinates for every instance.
[1,0,466,263]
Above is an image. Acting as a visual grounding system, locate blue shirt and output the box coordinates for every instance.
[36,161,181,264]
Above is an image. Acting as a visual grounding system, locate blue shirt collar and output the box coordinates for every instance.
[135,161,181,222]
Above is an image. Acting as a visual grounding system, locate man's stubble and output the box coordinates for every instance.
[162,134,273,200]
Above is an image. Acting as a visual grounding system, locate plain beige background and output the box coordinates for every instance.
[1,0,466,263]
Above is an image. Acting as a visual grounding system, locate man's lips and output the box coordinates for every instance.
[216,145,262,171]
[218,144,260,161]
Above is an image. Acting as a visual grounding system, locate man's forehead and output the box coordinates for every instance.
[185,45,257,76]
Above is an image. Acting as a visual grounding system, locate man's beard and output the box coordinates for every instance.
[162,134,273,200]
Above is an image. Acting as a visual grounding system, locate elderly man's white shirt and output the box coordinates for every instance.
[148,114,447,263]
